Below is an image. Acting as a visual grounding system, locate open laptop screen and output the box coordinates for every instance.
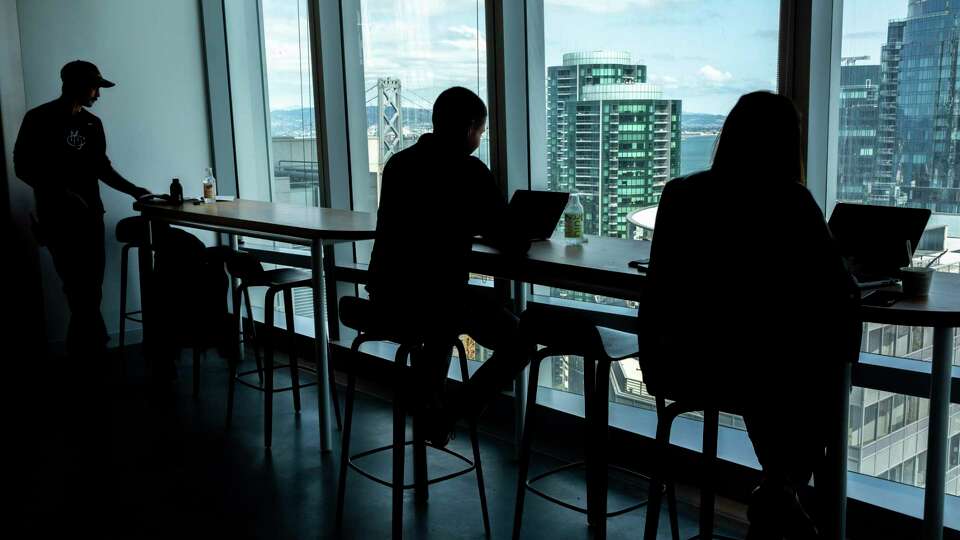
[827,203,931,279]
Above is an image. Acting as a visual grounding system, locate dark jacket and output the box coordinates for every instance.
[638,170,861,403]
[367,133,524,312]
[14,97,141,221]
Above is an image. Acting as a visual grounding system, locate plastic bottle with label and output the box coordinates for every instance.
[563,193,585,245]
[202,167,217,202]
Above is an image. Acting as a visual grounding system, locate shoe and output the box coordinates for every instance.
[747,481,819,540]
[421,406,456,449]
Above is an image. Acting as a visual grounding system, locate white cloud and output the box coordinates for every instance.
[698,65,733,83]
[545,0,689,14]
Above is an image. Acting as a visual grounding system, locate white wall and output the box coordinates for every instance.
[15,0,213,349]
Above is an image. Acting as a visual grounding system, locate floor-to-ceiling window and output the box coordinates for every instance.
[837,0,960,496]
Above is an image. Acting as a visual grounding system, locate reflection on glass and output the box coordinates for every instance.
[534,0,778,427]
[350,0,488,265]
[840,0,960,495]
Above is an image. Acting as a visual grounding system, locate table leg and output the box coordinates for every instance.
[136,219,155,375]
[311,239,333,452]
[227,235,239,334]
[922,326,953,540]
[513,279,528,458]
[825,362,851,540]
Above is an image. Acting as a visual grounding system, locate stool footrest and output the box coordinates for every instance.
[525,460,653,518]
[234,374,317,393]
[348,440,476,490]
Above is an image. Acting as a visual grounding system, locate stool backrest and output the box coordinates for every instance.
[225,250,265,281]
[152,228,231,350]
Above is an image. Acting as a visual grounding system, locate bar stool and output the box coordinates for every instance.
[335,296,490,539]
[642,399,738,540]
[224,251,342,448]
[642,377,851,540]
[116,216,148,352]
[513,305,679,540]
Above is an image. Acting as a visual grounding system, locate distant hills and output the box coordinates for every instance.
[680,113,725,132]
[270,107,725,137]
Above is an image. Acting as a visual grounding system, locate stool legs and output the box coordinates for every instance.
[644,397,671,540]
[263,288,278,449]
[119,243,131,352]
[593,360,611,540]
[583,357,599,529]
[226,352,238,428]
[282,289,301,413]
[456,339,490,536]
[512,356,543,540]
[700,408,720,539]
[392,345,410,539]
[335,361,358,531]
[243,287,264,385]
[192,347,202,397]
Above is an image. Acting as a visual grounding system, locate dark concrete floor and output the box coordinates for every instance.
[22,347,749,539]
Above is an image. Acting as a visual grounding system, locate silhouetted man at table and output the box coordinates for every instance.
[14,60,150,360]
[367,86,530,445]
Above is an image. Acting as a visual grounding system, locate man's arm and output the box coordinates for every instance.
[93,118,149,198]
[473,161,530,254]
[13,110,42,189]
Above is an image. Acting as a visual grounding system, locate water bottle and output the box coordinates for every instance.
[202,167,217,202]
[170,178,183,204]
[564,193,585,245]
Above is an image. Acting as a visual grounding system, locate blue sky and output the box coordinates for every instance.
[260,0,913,116]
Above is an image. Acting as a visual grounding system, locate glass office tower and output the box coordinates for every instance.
[837,63,882,203]
[547,51,681,238]
[889,1,960,212]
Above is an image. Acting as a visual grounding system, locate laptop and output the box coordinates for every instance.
[827,203,931,289]
[506,189,570,241]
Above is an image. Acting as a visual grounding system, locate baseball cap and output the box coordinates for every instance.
[60,60,116,88]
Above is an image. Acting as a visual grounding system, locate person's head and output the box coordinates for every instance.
[60,60,115,107]
[432,86,487,153]
[711,91,805,185]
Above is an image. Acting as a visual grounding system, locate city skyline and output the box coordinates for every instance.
[262,0,780,115]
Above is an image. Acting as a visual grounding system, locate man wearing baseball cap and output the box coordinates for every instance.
[14,60,151,360]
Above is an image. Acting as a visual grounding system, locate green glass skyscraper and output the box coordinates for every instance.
[547,51,681,238]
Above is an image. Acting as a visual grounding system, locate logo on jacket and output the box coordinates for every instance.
[66,129,86,150]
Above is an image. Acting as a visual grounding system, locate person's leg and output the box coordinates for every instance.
[444,289,531,423]
[49,215,108,361]
[44,214,110,529]
[744,393,825,539]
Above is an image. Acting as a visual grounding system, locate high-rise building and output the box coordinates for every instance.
[876,19,905,204]
[837,63,882,203]
[547,51,681,238]
[888,1,960,212]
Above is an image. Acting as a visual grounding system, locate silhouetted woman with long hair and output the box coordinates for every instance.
[641,91,860,539]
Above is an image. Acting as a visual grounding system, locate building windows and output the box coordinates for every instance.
[530,0,779,418]
[839,0,960,494]
[344,0,488,267]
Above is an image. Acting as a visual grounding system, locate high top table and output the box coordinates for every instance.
[134,199,376,452]
[859,273,960,540]
[471,237,958,540]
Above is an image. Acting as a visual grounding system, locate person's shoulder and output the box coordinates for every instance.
[463,154,491,175]
[783,181,825,217]
[79,108,102,124]
[383,144,416,169]
[25,99,60,119]
[662,170,712,198]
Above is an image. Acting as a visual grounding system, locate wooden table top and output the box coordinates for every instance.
[470,236,650,301]
[471,236,960,327]
[860,272,960,328]
[134,199,377,242]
